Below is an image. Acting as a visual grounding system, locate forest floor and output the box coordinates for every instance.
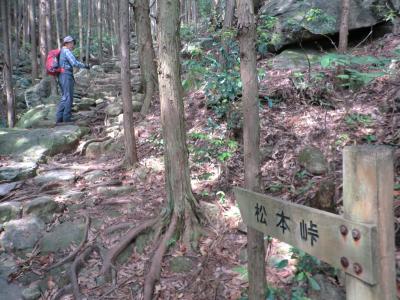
[1,33,400,300]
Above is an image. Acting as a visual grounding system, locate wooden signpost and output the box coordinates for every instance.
[235,146,396,299]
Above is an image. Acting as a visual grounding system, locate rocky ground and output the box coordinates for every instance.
[1,33,400,300]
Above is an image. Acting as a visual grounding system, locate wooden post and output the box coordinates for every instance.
[343,146,396,300]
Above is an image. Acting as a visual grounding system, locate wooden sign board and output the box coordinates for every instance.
[234,187,377,285]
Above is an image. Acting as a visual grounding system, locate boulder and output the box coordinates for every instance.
[33,169,76,186]
[0,202,22,223]
[90,65,105,74]
[269,49,322,70]
[0,217,45,252]
[83,170,107,182]
[73,97,96,111]
[24,78,51,108]
[298,146,328,175]
[0,253,19,278]
[16,104,57,128]
[97,185,136,198]
[23,196,62,222]
[105,103,123,117]
[0,279,22,300]
[259,0,390,51]
[39,221,85,253]
[74,69,90,88]
[0,181,22,197]
[132,93,145,103]
[0,126,88,161]
[86,139,123,158]
[21,285,41,300]
[309,180,336,213]
[0,161,38,181]
[132,101,142,112]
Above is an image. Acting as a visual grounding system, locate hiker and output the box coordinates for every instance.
[56,36,90,124]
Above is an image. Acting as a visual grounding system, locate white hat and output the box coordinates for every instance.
[63,36,75,44]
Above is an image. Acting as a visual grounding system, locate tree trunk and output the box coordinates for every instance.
[54,0,61,48]
[39,0,48,77]
[339,0,350,53]
[66,0,70,33]
[237,0,266,299]
[45,0,52,50]
[1,0,16,127]
[86,0,92,64]
[224,0,235,28]
[112,1,120,56]
[150,0,157,38]
[7,0,13,66]
[45,0,57,95]
[61,0,67,37]
[14,0,21,52]
[78,0,83,59]
[23,0,30,48]
[134,0,158,115]
[29,0,39,79]
[120,0,138,166]
[97,0,103,63]
[143,1,201,298]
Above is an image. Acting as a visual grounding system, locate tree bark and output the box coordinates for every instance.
[134,0,158,115]
[86,0,92,64]
[237,0,266,299]
[23,0,30,49]
[224,0,236,28]
[29,0,39,79]
[66,0,70,34]
[54,0,61,48]
[7,0,13,66]
[61,0,67,37]
[150,0,157,38]
[38,0,48,76]
[45,0,57,95]
[157,0,199,246]
[1,0,16,127]
[78,0,83,59]
[45,0,52,50]
[120,0,138,166]
[339,0,350,53]
[112,1,120,56]
[97,0,103,63]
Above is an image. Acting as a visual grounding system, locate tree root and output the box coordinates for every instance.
[52,283,72,300]
[46,214,90,271]
[143,213,178,300]
[74,136,110,156]
[105,222,135,235]
[101,218,158,276]
[70,244,102,300]
[98,277,133,300]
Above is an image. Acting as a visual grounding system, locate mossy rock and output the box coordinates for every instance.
[298,146,328,175]
[16,104,57,128]
[169,256,194,273]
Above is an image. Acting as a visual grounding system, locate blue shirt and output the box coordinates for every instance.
[59,47,85,75]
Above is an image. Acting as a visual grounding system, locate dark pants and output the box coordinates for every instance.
[56,73,74,122]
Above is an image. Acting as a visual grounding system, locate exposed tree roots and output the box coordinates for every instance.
[143,213,178,300]
[105,222,135,235]
[74,136,110,156]
[46,214,90,271]
[101,218,158,276]
[70,244,102,300]
[52,283,72,300]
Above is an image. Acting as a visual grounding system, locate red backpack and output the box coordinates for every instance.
[46,49,63,76]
